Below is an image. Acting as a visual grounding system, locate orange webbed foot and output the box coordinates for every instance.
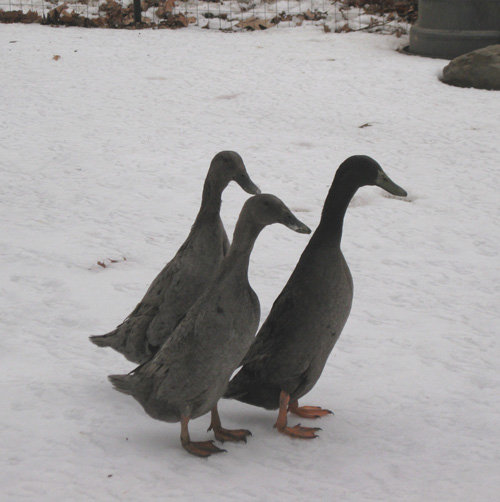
[288,404,334,419]
[278,423,321,439]
[275,392,324,439]
[182,440,227,458]
[209,405,252,444]
[210,426,252,443]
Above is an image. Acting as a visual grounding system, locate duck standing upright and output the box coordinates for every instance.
[90,151,260,364]
[225,156,407,438]
[108,194,311,457]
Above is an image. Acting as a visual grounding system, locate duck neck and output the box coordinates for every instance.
[197,175,226,219]
[315,177,359,247]
[224,219,263,280]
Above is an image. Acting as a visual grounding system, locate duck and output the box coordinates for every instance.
[224,155,407,438]
[108,194,311,457]
[90,151,260,364]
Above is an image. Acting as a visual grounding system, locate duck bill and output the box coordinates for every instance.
[237,175,261,195]
[375,170,407,197]
[283,213,311,234]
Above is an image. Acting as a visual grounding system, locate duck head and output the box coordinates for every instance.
[242,194,311,234]
[209,151,261,195]
[334,155,407,197]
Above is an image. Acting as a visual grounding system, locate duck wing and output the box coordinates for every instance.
[223,287,299,408]
[90,256,182,362]
[240,285,299,367]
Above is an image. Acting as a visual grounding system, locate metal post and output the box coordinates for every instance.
[133,0,141,24]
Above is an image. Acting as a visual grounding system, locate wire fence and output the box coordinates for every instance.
[0,0,417,33]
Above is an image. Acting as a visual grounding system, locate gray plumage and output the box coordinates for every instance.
[108,194,311,425]
[225,156,407,410]
[90,151,260,363]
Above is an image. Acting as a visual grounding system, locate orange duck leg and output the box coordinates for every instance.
[274,391,321,439]
[208,405,252,443]
[181,415,227,457]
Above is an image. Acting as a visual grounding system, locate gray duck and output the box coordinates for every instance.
[225,155,407,438]
[90,151,260,363]
[108,194,311,457]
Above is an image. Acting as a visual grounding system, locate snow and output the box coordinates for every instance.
[1,24,499,501]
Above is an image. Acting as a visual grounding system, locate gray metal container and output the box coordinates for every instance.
[409,0,500,59]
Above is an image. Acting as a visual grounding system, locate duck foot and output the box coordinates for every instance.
[277,423,321,439]
[181,414,226,458]
[210,426,252,443]
[182,440,227,458]
[274,391,322,439]
[209,404,252,443]
[288,401,333,419]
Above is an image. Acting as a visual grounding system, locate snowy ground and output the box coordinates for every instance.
[1,24,499,501]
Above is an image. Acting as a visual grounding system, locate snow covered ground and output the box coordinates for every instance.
[1,24,499,501]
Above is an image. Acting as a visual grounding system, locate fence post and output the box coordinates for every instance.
[133,0,142,23]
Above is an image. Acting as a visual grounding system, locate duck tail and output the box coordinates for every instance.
[89,333,111,348]
[89,330,122,349]
[108,374,134,396]
[89,324,133,355]
[224,368,280,410]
